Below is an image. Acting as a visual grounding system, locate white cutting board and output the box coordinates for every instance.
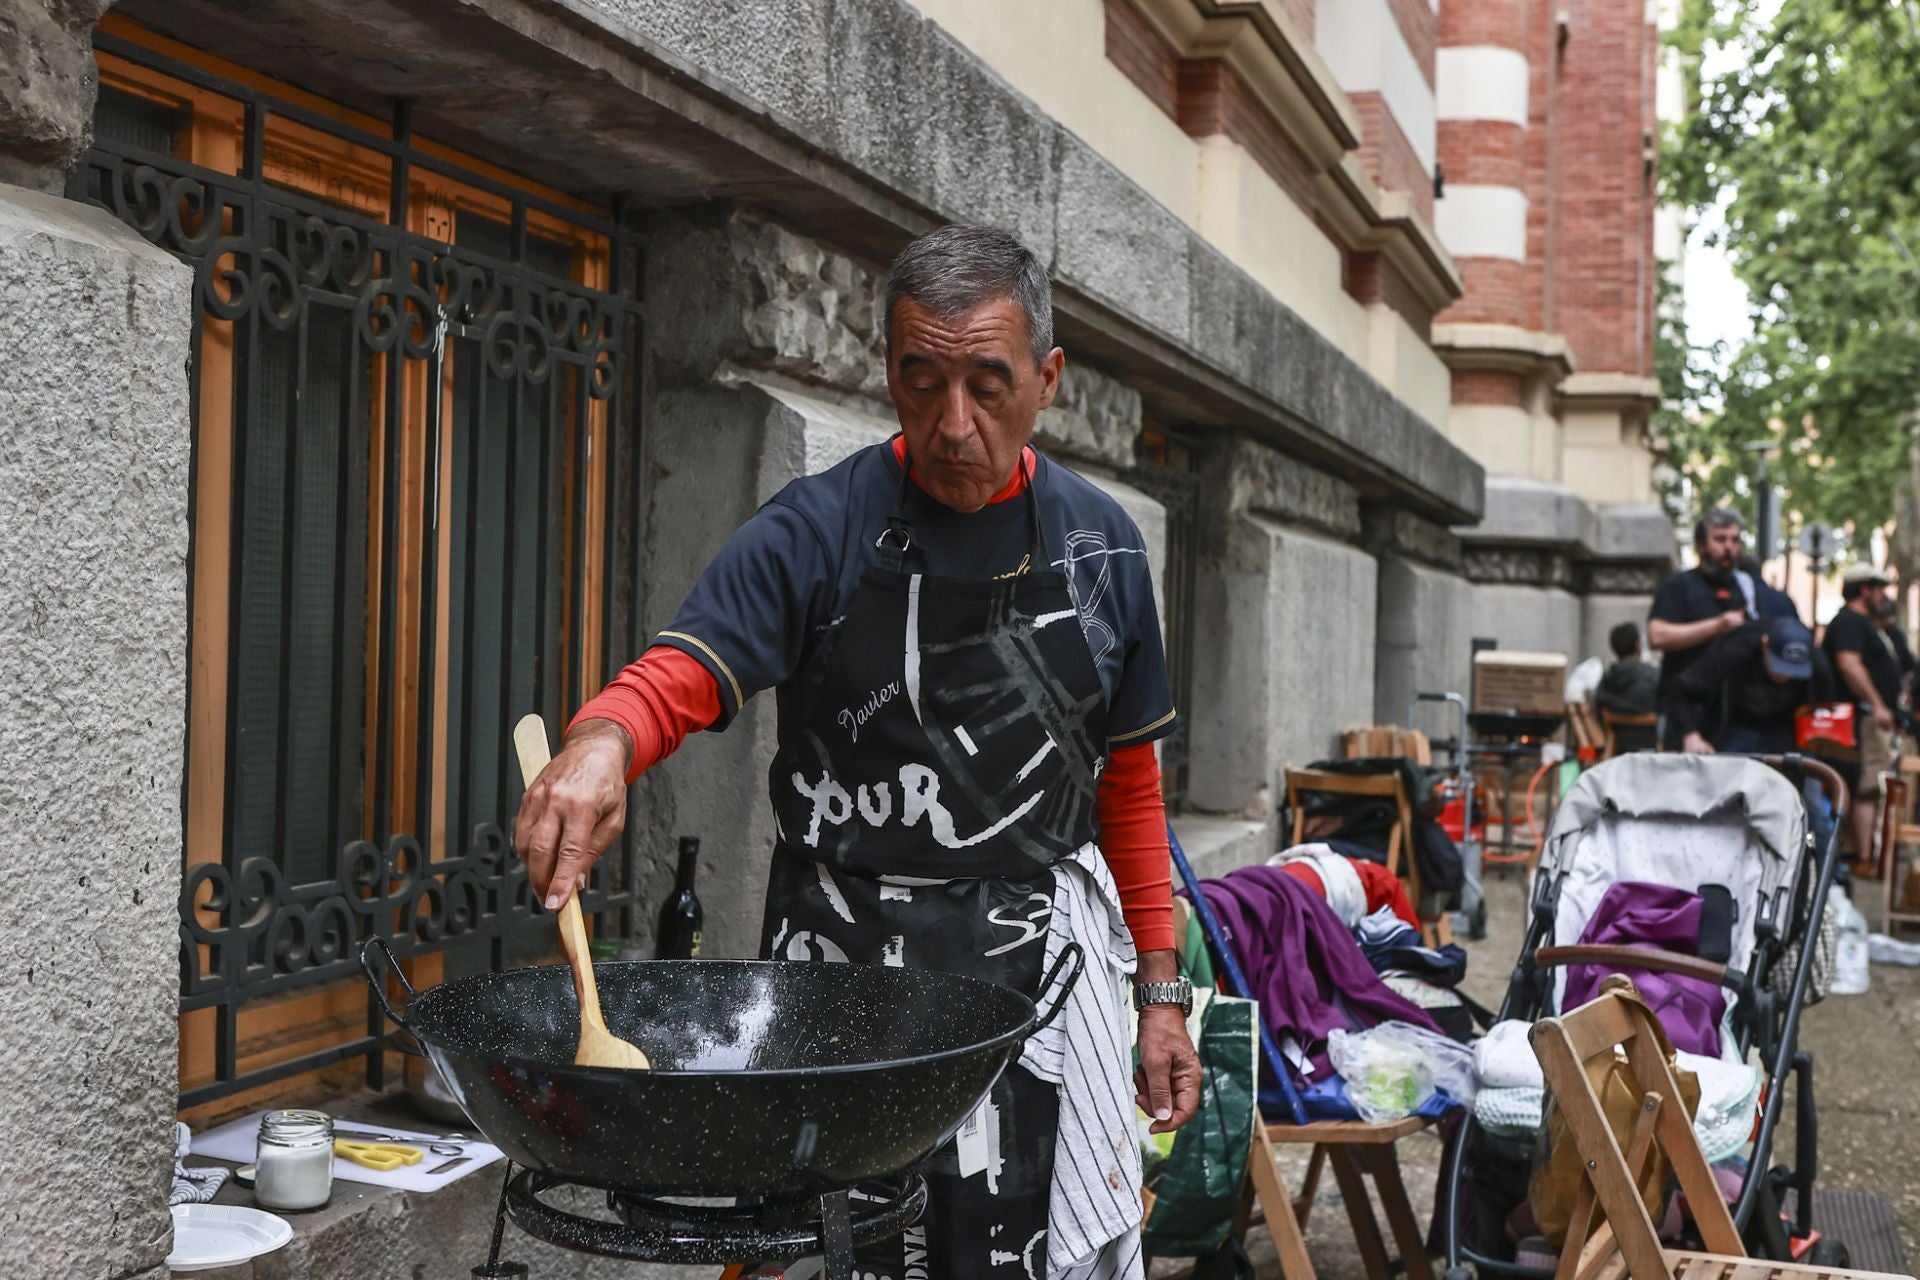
[191,1110,504,1193]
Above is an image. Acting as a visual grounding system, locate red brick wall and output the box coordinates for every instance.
[1437,0,1554,337]
[1452,369,1525,406]
[1436,119,1524,189]
[1345,250,1435,339]
[1104,0,1179,118]
[1388,0,1438,85]
[1103,0,1324,213]
[1550,0,1656,377]
[1439,0,1531,52]
[1444,258,1528,327]
[1526,0,1555,334]
[1351,91,1435,223]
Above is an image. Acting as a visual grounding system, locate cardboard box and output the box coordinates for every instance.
[1473,651,1568,714]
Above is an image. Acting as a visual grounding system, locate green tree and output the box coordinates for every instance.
[1666,0,1920,578]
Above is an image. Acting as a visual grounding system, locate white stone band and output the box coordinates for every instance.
[1437,46,1531,126]
[1434,184,1529,262]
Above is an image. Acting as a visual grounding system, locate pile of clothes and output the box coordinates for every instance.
[1185,848,1479,1122]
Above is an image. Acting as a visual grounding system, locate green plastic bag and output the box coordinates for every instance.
[1140,992,1258,1258]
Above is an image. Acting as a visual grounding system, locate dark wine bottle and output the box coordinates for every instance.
[656,836,704,959]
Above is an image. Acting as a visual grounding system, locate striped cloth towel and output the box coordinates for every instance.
[1019,844,1144,1280]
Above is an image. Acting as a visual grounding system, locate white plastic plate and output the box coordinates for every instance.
[166,1202,293,1272]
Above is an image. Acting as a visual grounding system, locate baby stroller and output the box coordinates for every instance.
[1441,751,1847,1277]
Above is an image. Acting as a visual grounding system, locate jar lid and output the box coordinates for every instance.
[259,1109,333,1143]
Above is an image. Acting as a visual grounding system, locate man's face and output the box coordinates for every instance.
[886,296,1064,513]
[1867,584,1892,619]
[1699,522,1742,572]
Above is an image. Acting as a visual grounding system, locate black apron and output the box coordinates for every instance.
[759,456,1109,1275]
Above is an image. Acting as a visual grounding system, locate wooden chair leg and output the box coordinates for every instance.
[1297,1144,1329,1229]
[1249,1125,1319,1280]
[1328,1147,1395,1280]
[1357,1143,1435,1280]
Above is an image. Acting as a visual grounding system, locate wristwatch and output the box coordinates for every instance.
[1132,977,1194,1016]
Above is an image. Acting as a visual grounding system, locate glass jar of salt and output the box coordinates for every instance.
[254,1109,334,1210]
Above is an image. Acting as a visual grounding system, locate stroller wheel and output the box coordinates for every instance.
[1807,1239,1851,1269]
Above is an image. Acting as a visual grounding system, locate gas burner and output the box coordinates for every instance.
[498,1166,927,1280]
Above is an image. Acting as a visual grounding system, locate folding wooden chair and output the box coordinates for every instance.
[1531,976,1914,1280]
[1284,766,1450,946]
[1878,762,1920,934]
[1599,710,1659,760]
[1168,825,1438,1280]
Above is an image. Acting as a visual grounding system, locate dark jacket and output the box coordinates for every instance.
[1594,659,1659,717]
[1673,622,1836,750]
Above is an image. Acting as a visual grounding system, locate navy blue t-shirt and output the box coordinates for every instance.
[657,439,1177,749]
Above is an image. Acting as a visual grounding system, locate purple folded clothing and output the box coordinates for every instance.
[1192,865,1439,1082]
[1563,881,1725,1056]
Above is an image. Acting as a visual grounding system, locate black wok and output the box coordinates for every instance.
[361,939,1081,1198]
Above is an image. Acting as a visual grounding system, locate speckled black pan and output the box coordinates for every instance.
[362,940,1080,1197]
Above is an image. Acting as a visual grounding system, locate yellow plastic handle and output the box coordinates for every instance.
[332,1138,424,1171]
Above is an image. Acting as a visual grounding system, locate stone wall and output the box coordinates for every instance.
[0,185,193,1279]
[1376,555,1476,724]
[1470,582,1583,657]
[1187,506,1380,816]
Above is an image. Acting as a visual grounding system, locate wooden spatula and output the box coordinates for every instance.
[513,713,652,1071]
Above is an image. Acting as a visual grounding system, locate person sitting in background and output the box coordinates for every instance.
[1674,616,1833,755]
[1594,622,1659,751]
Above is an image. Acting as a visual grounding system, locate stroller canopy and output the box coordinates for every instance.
[1538,754,1807,978]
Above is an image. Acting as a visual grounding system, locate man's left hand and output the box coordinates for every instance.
[1134,1005,1202,1135]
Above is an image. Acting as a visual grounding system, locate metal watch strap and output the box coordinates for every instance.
[1133,978,1192,1015]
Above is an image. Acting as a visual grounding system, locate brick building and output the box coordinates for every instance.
[1435,0,1677,655]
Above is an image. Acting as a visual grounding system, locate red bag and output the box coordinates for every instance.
[1796,702,1858,758]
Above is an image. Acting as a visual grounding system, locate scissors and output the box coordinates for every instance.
[330,1124,471,1157]
[332,1138,425,1172]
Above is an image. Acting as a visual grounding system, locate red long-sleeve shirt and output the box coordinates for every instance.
[571,444,1176,954]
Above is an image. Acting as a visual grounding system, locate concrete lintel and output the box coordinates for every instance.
[1431,322,1576,382]
[1557,370,1663,412]
[1590,501,1678,565]
[1457,476,1598,552]
[115,0,1485,526]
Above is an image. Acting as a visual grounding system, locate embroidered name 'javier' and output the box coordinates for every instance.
[837,679,899,743]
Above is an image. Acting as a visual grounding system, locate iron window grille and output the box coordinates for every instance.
[76,33,645,1108]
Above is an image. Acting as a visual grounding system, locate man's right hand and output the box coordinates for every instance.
[1874,703,1896,732]
[514,719,634,910]
[1719,608,1748,634]
[1683,731,1715,755]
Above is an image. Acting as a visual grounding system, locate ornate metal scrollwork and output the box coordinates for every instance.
[179,823,633,1009]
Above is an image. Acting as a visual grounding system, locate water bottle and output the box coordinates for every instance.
[1830,890,1870,995]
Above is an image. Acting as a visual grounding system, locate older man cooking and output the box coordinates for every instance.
[515,224,1200,1279]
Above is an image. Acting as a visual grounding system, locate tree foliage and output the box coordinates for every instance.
[1665,0,1920,563]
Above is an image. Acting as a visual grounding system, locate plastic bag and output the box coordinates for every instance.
[1326,1021,1477,1123]
[1868,932,1920,967]
[1829,892,1870,995]
[1566,656,1605,704]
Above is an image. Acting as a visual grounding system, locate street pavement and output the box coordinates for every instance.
[1154,863,1920,1278]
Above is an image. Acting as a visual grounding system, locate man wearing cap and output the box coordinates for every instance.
[1672,616,1834,755]
[1824,563,1904,857]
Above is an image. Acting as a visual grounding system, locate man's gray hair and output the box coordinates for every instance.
[1695,506,1743,546]
[883,224,1054,367]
